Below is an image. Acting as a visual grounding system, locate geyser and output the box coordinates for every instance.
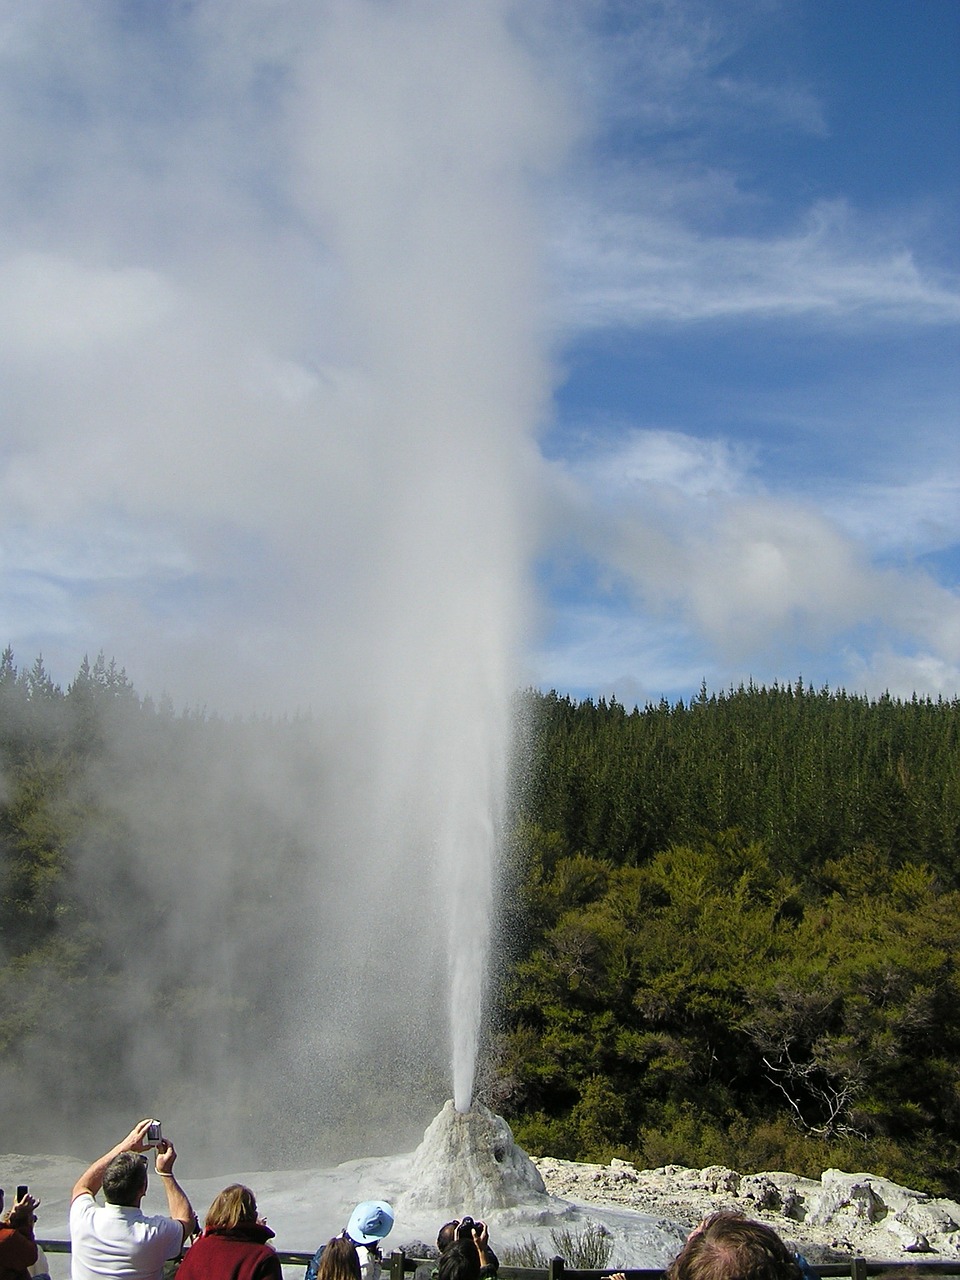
[276,0,563,1153]
[0,2,568,1166]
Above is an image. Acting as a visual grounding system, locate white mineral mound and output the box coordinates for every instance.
[399,1100,547,1214]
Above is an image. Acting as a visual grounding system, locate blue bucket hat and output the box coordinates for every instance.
[347,1200,394,1245]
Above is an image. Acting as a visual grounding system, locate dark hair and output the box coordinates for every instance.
[205,1185,258,1231]
[318,1237,362,1280]
[668,1212,803,1280]
[438,1242,480,1280]
[102,1153,148,1206]
[437,1222,459,1253]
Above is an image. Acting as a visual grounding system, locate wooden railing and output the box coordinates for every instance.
[35,1242,960,1280]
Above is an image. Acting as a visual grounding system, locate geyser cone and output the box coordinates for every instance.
[399,1100,547,1214]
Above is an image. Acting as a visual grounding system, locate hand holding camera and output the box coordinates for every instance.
[456,1217,486,1243]
[7,1187,39,1232]
[122,1118,162,1152]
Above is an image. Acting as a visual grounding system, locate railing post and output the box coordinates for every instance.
[390,1250,407,1280]
[851,1259,868,1280]
[548,1256,565,1280]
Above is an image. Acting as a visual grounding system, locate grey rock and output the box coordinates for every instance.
[807,1176,885,1226]
[820,1170,924,1217]
[899,1200,960,1236]
[697,1167,742,1194]
[882,1217,931,1252]
[739,1176,783,1211]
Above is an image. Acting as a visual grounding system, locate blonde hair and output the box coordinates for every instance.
[204,1184,258,1231]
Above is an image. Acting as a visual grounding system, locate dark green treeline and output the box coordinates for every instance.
[495,684,960,1195]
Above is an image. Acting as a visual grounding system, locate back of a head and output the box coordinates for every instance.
[668,1212,803,1280]
[205,1185,258,1232]
[437,1223,458,1253]
[101,1153,148,1207]
[438,1242,481,1280]
[318,1236,362,1280]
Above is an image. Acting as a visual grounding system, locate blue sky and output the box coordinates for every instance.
[533,0,960,704]
[0,0,958,712]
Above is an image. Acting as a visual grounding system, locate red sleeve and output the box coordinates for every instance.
[255,1251,283,1280]
[0,1227,40,1270]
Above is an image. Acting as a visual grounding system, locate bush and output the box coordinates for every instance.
[502,1224,612,1270]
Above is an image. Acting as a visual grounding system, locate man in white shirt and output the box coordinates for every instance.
[70,1118,196,1280]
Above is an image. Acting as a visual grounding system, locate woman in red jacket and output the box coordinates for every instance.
[0,1187,40,1280]
[177,1185,281,1280]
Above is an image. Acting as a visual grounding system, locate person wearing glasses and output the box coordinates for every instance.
[69,1118,197,1280]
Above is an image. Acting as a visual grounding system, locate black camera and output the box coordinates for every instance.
[457,1217,484,1241]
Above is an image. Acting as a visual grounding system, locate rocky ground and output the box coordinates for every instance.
[531,1156,960,1264]
[8,1121,960,1270]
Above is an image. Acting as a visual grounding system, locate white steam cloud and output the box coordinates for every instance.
[0,0,568,1161]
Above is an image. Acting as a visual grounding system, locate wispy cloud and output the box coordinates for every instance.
[533,2,958,332]
[534,0,828,139]
[551,196,960,328]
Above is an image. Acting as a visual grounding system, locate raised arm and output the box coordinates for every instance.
[71,1119,155,1202]
[154,1138,196,1239]
[472,1223,497,1274]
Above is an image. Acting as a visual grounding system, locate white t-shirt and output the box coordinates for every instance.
[69,1195,184,1280]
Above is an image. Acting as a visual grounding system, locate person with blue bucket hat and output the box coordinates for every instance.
[305,1201,394,1280]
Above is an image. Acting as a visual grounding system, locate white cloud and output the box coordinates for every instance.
[551,196,960,328]
[845,648,960,702]
[528,3,959,332]
[528,602,703,706]
[1,0,957,714]
[825,475,960,559]
[580,429,753,504]
[532,0,828,140]
[713,75,828,137]
[0,253,175,355]
[683,500,877,648]
[541,427,960,697]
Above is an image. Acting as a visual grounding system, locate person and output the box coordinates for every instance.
[316,1237,362,1280]
[436,1220,497,1279]
[437,1242,481,1280]
[70,1118,197,1280]
[666,1211,805,1280]
[176,1185,280,1280]
[0,1186,40,1280]
[305,1202,393,1280]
